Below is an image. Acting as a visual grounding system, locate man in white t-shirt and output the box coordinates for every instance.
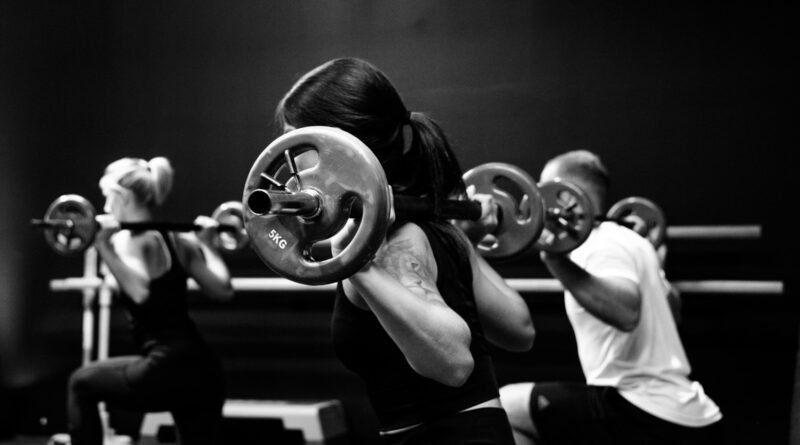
[499,150,723,445]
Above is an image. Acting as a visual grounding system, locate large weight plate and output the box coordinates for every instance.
[535,179,594,254]
[42,194,98,255]
[607,196,666,247]
[462,163,544,260]
[242,126,391,285]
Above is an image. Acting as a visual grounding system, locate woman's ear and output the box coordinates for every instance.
[119,188,135,207]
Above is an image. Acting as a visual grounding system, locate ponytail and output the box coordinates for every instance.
[402,111,467,205]
[146,156,174,206]
[404,111,471,260]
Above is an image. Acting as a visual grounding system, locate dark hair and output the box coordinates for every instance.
[275,57,467,206]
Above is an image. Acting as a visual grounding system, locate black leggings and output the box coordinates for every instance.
[67,351,225,445]
[527,383,724,445]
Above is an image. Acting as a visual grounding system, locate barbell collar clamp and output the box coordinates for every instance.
[246,188,322,218]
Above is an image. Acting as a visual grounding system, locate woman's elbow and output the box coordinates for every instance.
[514,326,536,351]
[216,285,235,302]
[127,287,150,305]
[207,282,234,302]
[412,347,475,387]
[439,353,475,387]
[500,318,536,352]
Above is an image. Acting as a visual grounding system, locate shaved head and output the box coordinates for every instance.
[540,150,610,215]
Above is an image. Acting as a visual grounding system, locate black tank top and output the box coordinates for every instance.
[331,221,499,431]
[118,231,205,353]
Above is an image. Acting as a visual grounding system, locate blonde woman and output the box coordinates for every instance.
[65,157,233,445]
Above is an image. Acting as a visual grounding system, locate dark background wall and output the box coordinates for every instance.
[1,0,793,443]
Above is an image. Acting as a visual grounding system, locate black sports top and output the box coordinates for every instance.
[118,231,206,353]
[331,221,499,431]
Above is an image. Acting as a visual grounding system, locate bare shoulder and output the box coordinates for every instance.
[387,223,430,250]
[173,231,198,246]
[113,231,168,275]
[171,232,203,263]
[381,223,434,264]
[377,222,439,291]
[115,230,159,254]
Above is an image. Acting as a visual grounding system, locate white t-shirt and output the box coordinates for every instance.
[565,222,722,427]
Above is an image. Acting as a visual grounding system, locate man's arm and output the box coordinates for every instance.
[541,252,641,332]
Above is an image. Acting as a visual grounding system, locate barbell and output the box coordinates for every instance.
[241,126,596,285]
[31,194,249,255]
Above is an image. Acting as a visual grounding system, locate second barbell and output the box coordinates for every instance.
[32,195,249,255]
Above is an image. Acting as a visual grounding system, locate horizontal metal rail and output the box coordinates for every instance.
[50,277,784,295]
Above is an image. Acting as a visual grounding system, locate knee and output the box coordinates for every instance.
[499,382,535,427]
[68,367,94,397]
[499,383,532,411]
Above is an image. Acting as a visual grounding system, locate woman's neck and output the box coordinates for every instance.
[121,206,154,223]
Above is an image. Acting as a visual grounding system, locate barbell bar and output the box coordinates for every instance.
[32,194,249,255]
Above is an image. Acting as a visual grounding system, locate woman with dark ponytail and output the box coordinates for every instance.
[60,157,233,445]
[276,58,536,444]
